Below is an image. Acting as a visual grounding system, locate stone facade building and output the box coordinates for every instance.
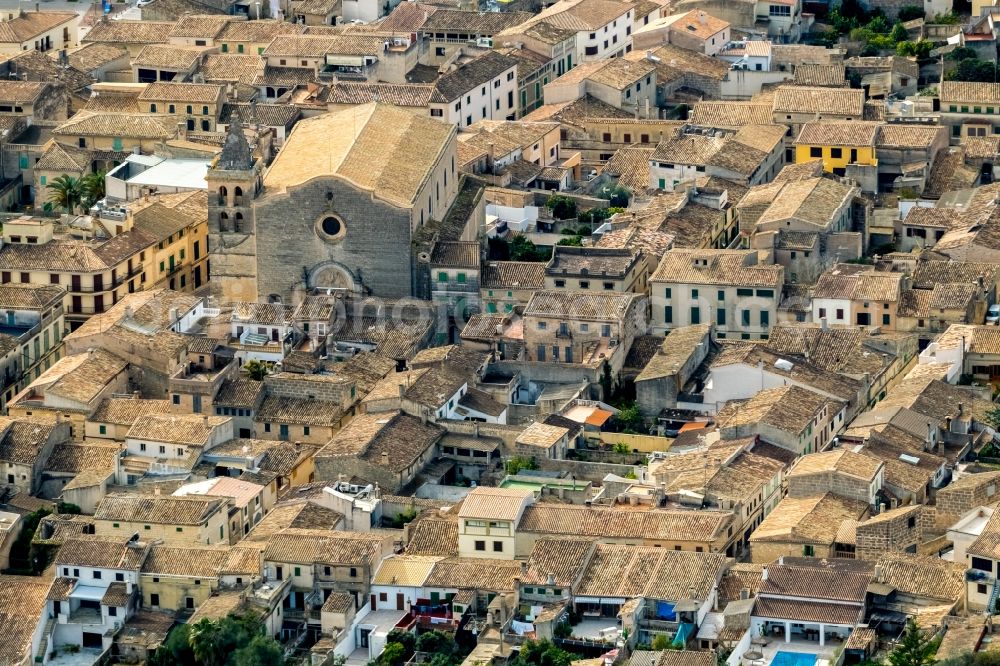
[936,471,1000,527]
[855,504,937,561]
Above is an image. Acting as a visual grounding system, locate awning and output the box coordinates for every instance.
[326,55,367,66]
[70,585,107,602]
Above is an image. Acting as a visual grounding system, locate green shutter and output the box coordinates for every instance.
[438,271,448,282]
[221,43,228,52]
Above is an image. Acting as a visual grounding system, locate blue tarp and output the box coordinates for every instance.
[655,602,676,620]
[672,623,694,648]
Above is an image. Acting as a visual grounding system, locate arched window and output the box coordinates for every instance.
[234,186,243,205]
[150,103,157,112]
[218,186,227,206]
[219,211,229,231]
[234,212,244,233]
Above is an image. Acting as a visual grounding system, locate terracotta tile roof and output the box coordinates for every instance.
[55,534,149,570]
[458,487,532,521]
[940,81,1000,104]
[372,554,442,585]
[168,13,232,38]
[524,290,641,321]
[328,81,433,107]
[750,493,869,546]
[54,111,175,139]
[603,146,653,194]
[218,18,302,42]
[0,574,53,665]
[746,177,856,229]
[720,385,843,437]
[200,55,263,85]
[90,397,173,425]
[379,1,438,31]
[405,515,458,555]
[788,449,883,481]
[127,413,229,446]
[317,410,443,472]
[65,42,128,72]
[577,544,727,600]
[651,249,783,288]
[138,81,223,103]
[874,552,965,603]
[83,19,177,45]
[431,51,518,103]
[141,544,232,577]
[753,597,862,624]
[772,85,865,116]
[718,563,764,604]
[256,394,345,426]
[792,63,846,87]
[795,121,879,147]
[519,503,732,543]
[262,527,385,565]
[34,141,92,172]
[94,493,226,526]
[760,561,872,602]
[0,10,77,43]
[424,556,523,590]
[264,102,454,208]
[422,9,532,32]
[878,124,945,149]
[481,261,545,290]
[45,442,120,474]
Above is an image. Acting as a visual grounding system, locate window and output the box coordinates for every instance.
[150,593,160,607]
[690,307,700,325]
[972,557,993,573]
[350,567,357,577]
[475,540,486,551]
[717,308,725,326]
[537,321,547,330]
[742,310,751,326]
[664,287,672,298]
[691,288,699,299]
[836,308,844,320]
[882,313,890,326]
[493,541,503,552]
[803,544,815,556]
[93,570,102,579]
[115,573,124,582]
[760,311,769,327]
[664,305,673,323]
[736,288,753,297]
[99,425,106,435]
[172,394,180,405]
[809,147,821,158]
[979,583,989,595]
[830,147,842,159]
[294,567,301,576]
[769,4,790,15]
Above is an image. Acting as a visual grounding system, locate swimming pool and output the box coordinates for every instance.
[771,652,818,666]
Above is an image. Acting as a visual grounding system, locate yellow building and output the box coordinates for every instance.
[0,191,209,328]
[217,19,303,55]
[140,544,260,612]
[0,9,79,55]
[794,120,879,176]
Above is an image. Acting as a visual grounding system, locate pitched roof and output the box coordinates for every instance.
[94,493,226,526]
[316,410,443,472]
[431,51,518,103]
[83,19,177,45]
[750,493,869,545]
[795,121,879,147]
[328,81,434,107]
[264,102,454,208]
[55,535,149,570]
[54,112,175,139]
[650,249,783,288]
[261,528,385,565]
[137,81,223,103]
[519,503,732,543]
[524,290,641,321]
[0,574,55,664]
[576,544,727,600]
[772,85,865,116]
[940,81,1000,104]
[0,10,77,43]
[481,261,545,290]
[718,385,842,436]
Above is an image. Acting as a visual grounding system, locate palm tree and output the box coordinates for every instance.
[47,174,82,214]
[188,619,224,666]
[81,170,107,208]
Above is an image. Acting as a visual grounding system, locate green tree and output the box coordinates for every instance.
[149,625,195,666]
[232,636,284,666]
[385,629,415,660]
[506,455,539,475]
[949,58,1000,82]
[888,620,939,666]
[948,46,979,61]
[547,195,578,220]
[80,171,107,208]
[890,22,909,42]
[417,630,456,658]
[556,236,583,247]
[508,235,549,262]
[984,405,1000,430]
[511,640,574,666]
[652,634,671,650]
[614,402,644,433]
[379,642,407,666]
[242,360,268,381]
[897,39,933,58]
[189,619,226,666]
[47,175,82,214]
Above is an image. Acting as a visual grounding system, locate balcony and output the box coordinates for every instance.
[66,607,103,625]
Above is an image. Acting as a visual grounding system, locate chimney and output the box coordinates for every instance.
[925,422,934,452]
[874,564,883,583]
[381,451,389,466]
[295,441,301,450]
[397,383,405,398]
[546,572,555,585]
[177,121,187,140]
[154,486,161,495]
[761,565,768,581]
[520,561,528,575]
[820,316,828,331]
[778,555,784,565]
[202,415,209,427]
[473,422,480,437]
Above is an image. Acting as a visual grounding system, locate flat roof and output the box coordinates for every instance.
[126,158,209,190]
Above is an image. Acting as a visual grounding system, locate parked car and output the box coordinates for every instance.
[987,304,1000,325]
